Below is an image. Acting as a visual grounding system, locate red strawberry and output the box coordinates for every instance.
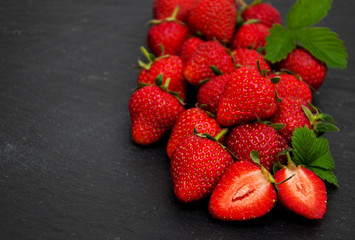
[226,123,288,172]
[278,47,327,90]
[231,48,271,71]
[197,73,231,115]
[183,41,235,86]
[129,78,184,145]
[274,160,327,219]
[178,36,204,64]
[171,130,233,202]
[231,23,270,50]
[137,48,186,101]
[217,66,278,126]
[167,107,223,159]
[270,72,312,103]
[209,160,277,221]
[187,0,237,44]
[242,2,282,28]
[153,0,198,23]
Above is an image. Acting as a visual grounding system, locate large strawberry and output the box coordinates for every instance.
[167,107,223,159]
[209,159,277,221]
[274,158,327,219]
[171,129,233,202]
[217,66,278,126]
[129,76,184,145]
[226,123,288,172]
[153,0,198,23]
[183,41,235,86]
[231,22,270,50]
[277,47,327,90]
[231,48,271,71]
[187,0,237,44]
[178,36,204,64]
[241,2,282,28]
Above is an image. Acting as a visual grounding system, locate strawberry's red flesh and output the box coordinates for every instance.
[231,23,270,50]
[242,3,281,28]
[232,48,271,72]
[209,160,277,221]
[274,165,327,219]
[153,0,198,23]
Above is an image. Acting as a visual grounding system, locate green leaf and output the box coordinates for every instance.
[307,167,339,187]
[294,27,348,68]
[287,0,332,30]
[250,150,260,165]
[306,137,334,170]
[264,25,296,63]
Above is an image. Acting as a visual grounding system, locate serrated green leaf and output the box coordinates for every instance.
[294,27,348,68]
[307,167,338,187]
[287,0,332,30]
[307,137,334,170]
[264,25,296,63]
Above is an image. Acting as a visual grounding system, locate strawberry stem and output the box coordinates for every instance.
[215,128,228,141]
[237,0,248,10]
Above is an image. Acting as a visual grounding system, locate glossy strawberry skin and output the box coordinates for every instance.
[271,97,311,143]
[217,66,278,126]
[167,107,223,159]
[209,160,277,221]
[270,73,312,103]
[147,21,189,56]
[231,48,271,72]
[274,165,327,219]
[171,135,233,202]
[129,85,184,145]
[187,0,237,44]
[138,55,186,101]
[178,36,204,64]
[153,0,198,23]
[242,3,282,28]
[226,123,288,172]
[231,23,270,50]
[278,48,327,90]
[183,41,235,86]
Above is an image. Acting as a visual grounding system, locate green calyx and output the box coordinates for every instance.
[250,150,277,184]
[147,6,185,26]
[154,73,185,105]
[136,46,169,70]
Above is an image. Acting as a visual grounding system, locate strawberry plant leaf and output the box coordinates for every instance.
[308,167,338,187]
[287,0,332,30]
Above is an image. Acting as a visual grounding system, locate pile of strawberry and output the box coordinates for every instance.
[129,0,347,221]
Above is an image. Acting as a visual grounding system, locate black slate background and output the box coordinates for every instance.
[0,0,354,239]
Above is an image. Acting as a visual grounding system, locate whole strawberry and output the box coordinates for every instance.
[183,41,235,86]
[231,48,271,71]
[209,160,277,221]
[171,130,233,202]
[178,36,204,64]
[129,77,184,145]
[231,22,270,50]
[187,0,237,44]
[153,0,198,23]
[167,107,223,159]
[217,66,278,126]
[242,2,282,28]
[137,47,186,101]
[278,47,327,90]
[226,123,288,172]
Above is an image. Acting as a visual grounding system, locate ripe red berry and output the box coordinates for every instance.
[242,3,282,28]
[231,48,271,72]
[178,36,204,64]
[231,23,270,50]
[153,0,198,23]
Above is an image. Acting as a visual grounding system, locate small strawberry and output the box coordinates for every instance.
[209,159,277,221]
[231,48,271,71]
[129,76,184,145]
[171,129,233,202]
[226,123,288,172]
[137,47,186,101]
[241,2,282,28]
[147,7,190,56]
[274,157,327,219]
[183,41,235,86]
[187,0,237,44]
[231,22,270,50]
[153,0,198,23]
[217,66,278,126]
[167,107,223,159]
[277,47,327,90]
[178,36,204,64]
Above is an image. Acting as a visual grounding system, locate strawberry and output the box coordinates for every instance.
[226,123,288,172]
[178,36,204,64]
[147,8,190,56]
[274,159,327,219]
[167,107,223,159]
[171,130,233,202]
[241,2,282,28]
[217,66,278,126]
[187,0,237,44]
[270,72,312,103]
[183,41,235,86]
[231,22,270,50]
[231,48,271,71]
[209,160,277,221]
[129,77,184,145]
[137,47,186,101]
[153,0,198,23]
[277,47,327,90]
